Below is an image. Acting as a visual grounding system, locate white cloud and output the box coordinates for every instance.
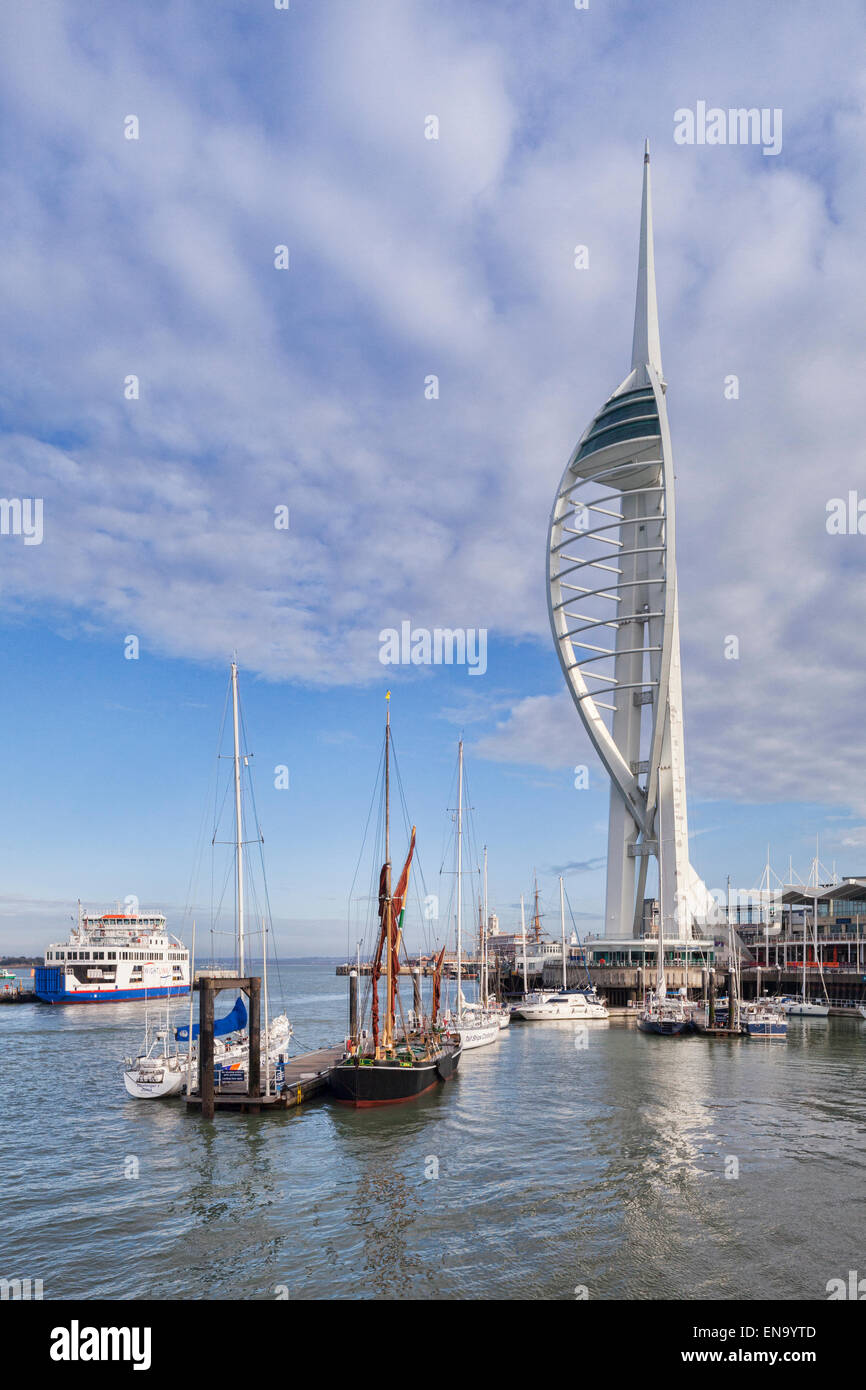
[0,0,864,819]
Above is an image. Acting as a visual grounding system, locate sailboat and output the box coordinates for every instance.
[477,847,510,1028]
[123,661,292,1099]
[783,884,830,1016]
[514,879,609,1021]
[637,842,692,1035]
[123,996,189,1098]
[510,894,558,1015]
[445,740,500,1050]
[329,696,462,1106]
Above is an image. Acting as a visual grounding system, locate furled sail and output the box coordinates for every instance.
[431,945,447,1023]
[175,995,247,1042]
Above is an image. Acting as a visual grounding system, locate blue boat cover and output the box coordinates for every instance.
[175,995,247,1042]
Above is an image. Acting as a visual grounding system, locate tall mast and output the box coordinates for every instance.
[560,876,567,991]
[520,894,528,995]
[657,834,665,997]
[482,845,489,1006]
[231,660,245,977]
[384,692,393,1050]
[456,739,464,1019]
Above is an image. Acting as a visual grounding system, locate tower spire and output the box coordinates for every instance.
[631,138,663,380]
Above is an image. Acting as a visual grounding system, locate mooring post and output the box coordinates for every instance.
[708,969,716,1027]
[349,969,358,1041]
[200,979,215,1120]
[248,976,261,1099]
[412,967,421,1025]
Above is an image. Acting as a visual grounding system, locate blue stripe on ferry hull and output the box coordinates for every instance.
[35,986,190,1004]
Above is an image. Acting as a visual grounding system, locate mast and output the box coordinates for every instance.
[456,739,464,1020]
[384,692,393,1051]
[482,845,489,1006]
[657,834,666,998]
[532,875,542,943]
[231,660,245,976]
[520,894,528,995]
[262,916,270,1098]
[560,876,567,991]
[186,920,196,1097]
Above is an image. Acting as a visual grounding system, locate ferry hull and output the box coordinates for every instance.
[330,1044,461,1107]
[36,985,190,1005]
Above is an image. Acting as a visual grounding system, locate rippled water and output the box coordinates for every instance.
[2,965,864,1301]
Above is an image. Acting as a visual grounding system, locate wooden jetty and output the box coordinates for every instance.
[184,971,344,1117]
[185,1044,344,1115]
[0,986,36,1004]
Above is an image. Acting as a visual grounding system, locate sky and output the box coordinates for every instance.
[1,0,865,954]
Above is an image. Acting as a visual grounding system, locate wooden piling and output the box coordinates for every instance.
[412,967,421,1019]
[349,969,359,1041]
[200,979,215,1120]
[248,977,261,1108]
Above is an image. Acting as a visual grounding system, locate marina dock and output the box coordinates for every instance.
[185,1044,344,1114]
[0,986,36,1004]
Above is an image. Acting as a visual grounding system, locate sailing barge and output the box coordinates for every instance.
[329,695,462,1107]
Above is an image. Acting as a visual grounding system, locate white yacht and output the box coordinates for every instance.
[513,880,609,1021]
[515,989,608,1021]
[781,997,829,1018]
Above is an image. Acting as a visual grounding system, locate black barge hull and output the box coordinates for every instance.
[329,1043,461,1107]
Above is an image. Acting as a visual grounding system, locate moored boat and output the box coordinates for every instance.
[36,906,190,1004]
[128,662,294,1100]
[513,879,609,1022]
[782,996,830,1018]
[637,990,693,1035]
[742,998,788,1039]
[329,695,462,1107]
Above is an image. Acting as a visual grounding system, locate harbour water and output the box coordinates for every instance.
[2,963,864,1301]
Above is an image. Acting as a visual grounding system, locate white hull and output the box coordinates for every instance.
[124,1014,293,1100]
[514,990,609,1021]
[456,1018,500,1049]
[515,998,608,1021]
[782,1000,830,1017]
[123,1058,186,1098]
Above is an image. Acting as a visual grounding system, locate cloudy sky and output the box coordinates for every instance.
[1,0,864,953]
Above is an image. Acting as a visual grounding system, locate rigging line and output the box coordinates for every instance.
[563,884,596,991]
[346,735,386,960]
[236,693,281,983]
[181,676,232,936]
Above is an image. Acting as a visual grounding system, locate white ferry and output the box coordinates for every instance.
[35,906,190,1004]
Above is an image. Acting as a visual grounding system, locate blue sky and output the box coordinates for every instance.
[1,0,865,953]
